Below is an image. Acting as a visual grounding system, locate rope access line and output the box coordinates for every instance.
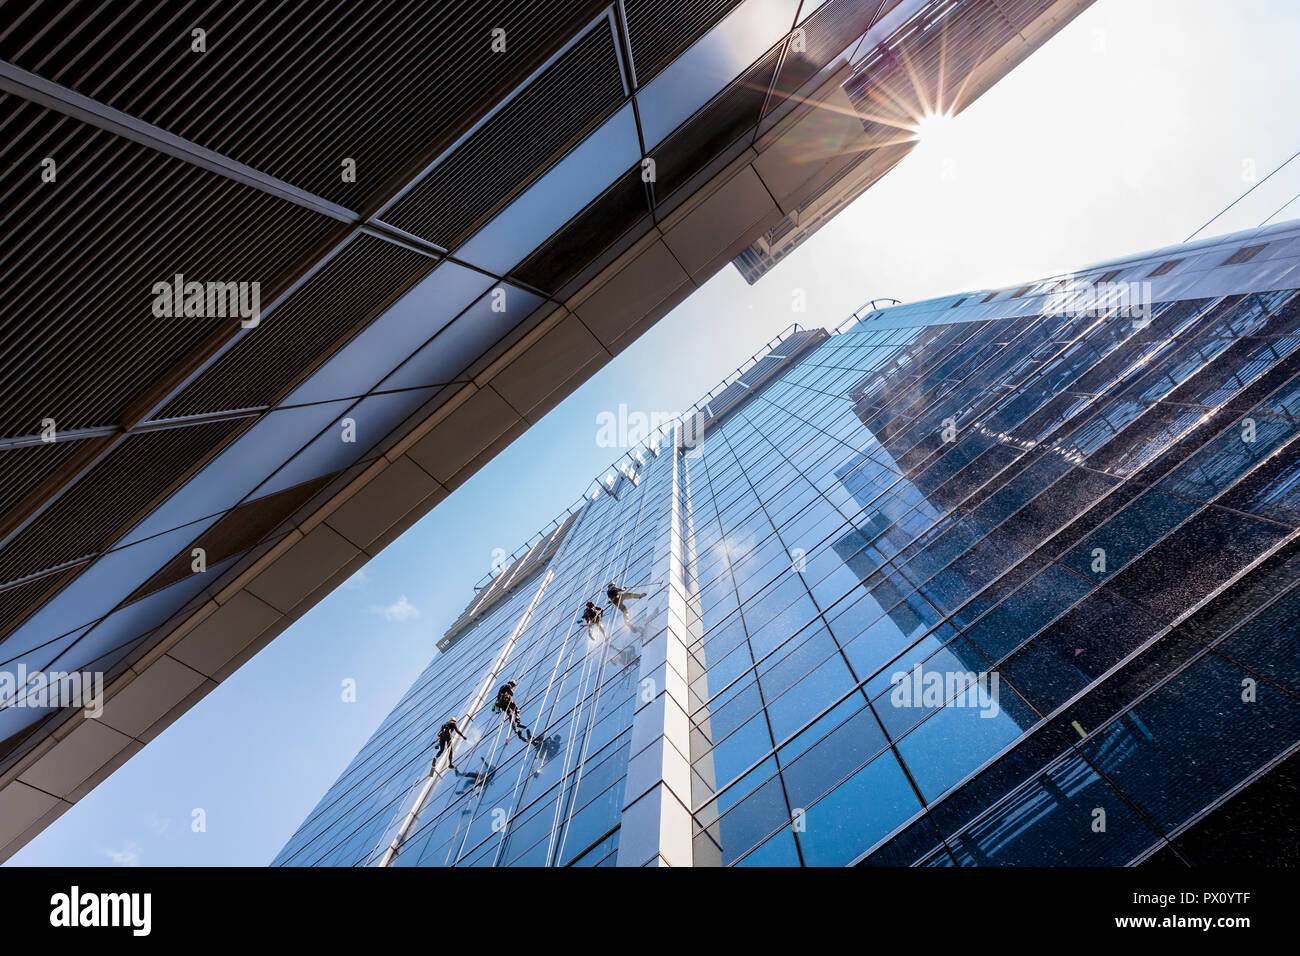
[544,461,658,866]
[378,565,553,866]
[1184,148,1300,242]
[482,470,645,865]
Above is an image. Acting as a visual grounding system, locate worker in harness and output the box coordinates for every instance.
[606,582,645,628]
[432,717,467,772]
[492,680,531,742]
[579,600,605,641]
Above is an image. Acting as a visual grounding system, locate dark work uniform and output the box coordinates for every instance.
[581,604,605,639]
[433,719,466,770]
[496,685,530,741]
[606,585,645,626]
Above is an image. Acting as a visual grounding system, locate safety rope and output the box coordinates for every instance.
[430,563,565,864]
[551,466,666,863]
[438,592,571,866]
[1185,148,1300,242]
[387,445,668,866]
[486,462,653,866]
[544,460,658,865]
[481,489,634,865]
[393,454,660,867]
[379,565,553,865]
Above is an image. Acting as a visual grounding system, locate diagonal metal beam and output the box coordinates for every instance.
[0,59,359,224]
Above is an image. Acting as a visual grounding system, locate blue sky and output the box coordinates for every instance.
[13,0,1300,866]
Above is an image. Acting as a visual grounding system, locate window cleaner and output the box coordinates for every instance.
[606,582,645,627]
[579,601,606,641]
[432,717,467,772]
[492,680,531,742]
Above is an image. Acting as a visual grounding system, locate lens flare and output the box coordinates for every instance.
[911,110,958,142]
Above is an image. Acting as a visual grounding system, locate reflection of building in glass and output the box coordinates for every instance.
[276,221,1300,867]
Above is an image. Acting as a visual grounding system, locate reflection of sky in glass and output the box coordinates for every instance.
[455,104,640,274]
[46,554,242,678]
[284,262,494,406]
[292,463,663,867]
[254,387,440,498]
[380,285,544,390]
[798,751,919,865]
[1,624,91,694]
[0,624,94,739]
[12,0,1298,868]
[839,592,934,676]
[637,0,800,148]
[3,519,215,661]
[896,686,1032,802]
[268,281,1300,867]
[118,401,351,548]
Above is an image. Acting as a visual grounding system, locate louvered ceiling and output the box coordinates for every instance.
[0,0,856,771]
[0,570,75,657]
[0,420,245,626]
[0,0,612,206]
[0,1,623,657]
[624,0,749,83]
[0,93,338,437]
[381,25,627,247]
[157,236,439,418]
[0,435,90,526]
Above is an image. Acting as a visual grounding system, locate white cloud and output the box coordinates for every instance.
[342,568,370,590]
[373,595,419,623]
[103,841,142,867]
[142,813,172,837]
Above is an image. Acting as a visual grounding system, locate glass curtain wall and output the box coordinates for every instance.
[280,286,1300,866]
[688,289,1300,866]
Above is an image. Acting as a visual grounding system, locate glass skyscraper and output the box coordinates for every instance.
[276,223,1300,867]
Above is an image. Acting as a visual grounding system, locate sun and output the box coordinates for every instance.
[911,110,958,143]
